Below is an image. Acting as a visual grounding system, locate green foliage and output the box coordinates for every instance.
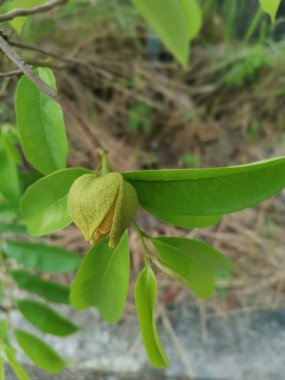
[178,153,201,168]
[152,237,233,298]
[131,0,201,68]
[148,210,222,229]
[15,330,68,374]
[128,102,152,134]
[0,223,27,234]
[0,197,81,379]
[7,0,47,33]
[3,240,80,273]
[17,300,79,336]
[124,157,285,218]
[0,321,8,341]
[181,0,202,39]
[21,168,90,236]
[3,0,285,375]
[11,270,70,304]
[0,127,21,203]
[224,46,272,87]
[16,68,68,175]
[4,345,31,380]
[135,266,169,368]
[259,0,281,22]
[70,233,129,323]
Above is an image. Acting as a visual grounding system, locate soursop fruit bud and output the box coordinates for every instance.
[68,172,138,248]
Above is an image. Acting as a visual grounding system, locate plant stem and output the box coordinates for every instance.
[243,7,264,45]
[97,148,111,175]
[132,220,150,266]
[0,343,5,380]
[0,251,13,325]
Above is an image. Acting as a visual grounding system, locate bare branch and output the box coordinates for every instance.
[9,39,112,78]
[0,34,57,98]
[9,39,87,65]
[0,34,101,153]
[0,69,22,78]
[0,0,69,23]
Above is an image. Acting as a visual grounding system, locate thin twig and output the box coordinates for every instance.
[10,39,86,65]
[0,34,102,153]
[0,69,22,78]
[159,305,195,379]
[9,39,112,78]
[0,0,68,23]
[0,34,57,98]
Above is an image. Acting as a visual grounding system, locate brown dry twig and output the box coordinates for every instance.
[0,0,69,23]
[0,33,102,155]
[0,69,22,77]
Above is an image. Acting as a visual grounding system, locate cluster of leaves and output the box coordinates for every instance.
[0,122,81,378]
[0,0,284,377]
[0,240,80,376]
[223,46,273,87]
[127,102,152,135]
[10,66,285,371]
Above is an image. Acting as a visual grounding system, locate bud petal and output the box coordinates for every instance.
[68,172,138,248]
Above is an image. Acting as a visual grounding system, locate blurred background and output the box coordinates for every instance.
[2,0,285,379]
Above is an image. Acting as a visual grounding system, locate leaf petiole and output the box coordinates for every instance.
[132,220,151,265]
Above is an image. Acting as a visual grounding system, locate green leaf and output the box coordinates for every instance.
[8,0,48,33]
[131,0,191,68]
[3,240,80,273]
[16,68,68,175]
[123,157,285,217]
[11,270,70,304]
[259,0,281,22]
[21,168,90,236]
[70,233,130,323]
[15,330,67,374]
[0,345,4,380]
[180,0,202,39]
[4,345,31,380]
[152,237,233,298]
[0,204,19,220]
[17,299,79,336]
[151,210,222,228]
[0,131,21,203]
[0,224,27,234]
[135,266,169,368]
[0,321,8,341]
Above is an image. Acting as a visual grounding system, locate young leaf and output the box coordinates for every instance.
[150,210,222,228]
[259,0,281,22]
[17,300,79,337]
[70,233,129,323]
[15,330,67,374]
[0,321,8,341]
[0,204,19,220]
[152,237,233,299]
[11,270,70,304]
[0,224,27,234]
[8,0,47,33]
[131,0,191,68]
[3,240,80,273]
[123,157,285,218]
[0,345,4,380]
[16,68,68,175]
[0,132,21,203]
[21,168,90,236]
[180,0,202,39]
[4,345,31,380]
[135,266,169,368]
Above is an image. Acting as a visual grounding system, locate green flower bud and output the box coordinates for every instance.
[68,172,138,248]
